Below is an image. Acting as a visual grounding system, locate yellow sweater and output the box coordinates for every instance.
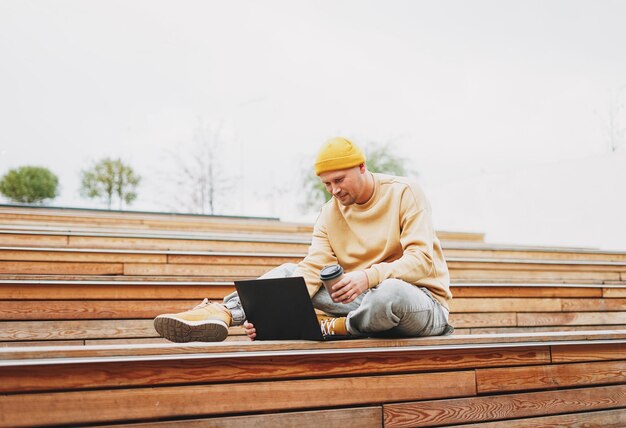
[294,173,452,308]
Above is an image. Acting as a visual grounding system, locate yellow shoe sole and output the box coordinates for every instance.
[154,315,229,343]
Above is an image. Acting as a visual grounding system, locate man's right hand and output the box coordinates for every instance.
[243,320,256,340]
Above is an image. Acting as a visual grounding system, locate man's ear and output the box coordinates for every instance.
[359,163,366,173]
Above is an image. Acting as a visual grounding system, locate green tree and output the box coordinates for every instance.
[300,141,416,213]
[80,158,141,210]
[0,166,59,204]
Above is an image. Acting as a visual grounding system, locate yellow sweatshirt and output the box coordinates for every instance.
[294,173,452,308]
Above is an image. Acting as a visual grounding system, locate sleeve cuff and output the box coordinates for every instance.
[364,268,379,288]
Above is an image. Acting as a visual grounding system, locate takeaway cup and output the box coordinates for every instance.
[320,264,344,302]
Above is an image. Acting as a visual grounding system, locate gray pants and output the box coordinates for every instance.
[224,263,454,337]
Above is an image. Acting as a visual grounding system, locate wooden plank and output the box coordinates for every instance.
[0,249,166,263]
[451,269,620,281]
[518,312,626,326]
[476,360,626,393]
[0,233,68,247]
[0,283,234,300]
[0,346,546,394]
[383,384,626,427]
[123,263,267,277]
[452,286,602,298]
[444,248,626,262]
[449,298,561,313]
[0,319,157,341]
[444,408,626,427]
[552,342,626,363]
[471,325,626,334]
[85,335,250,345]
[167,254,299,265]
[4,331,624,361]
[448,313,517,328]
[605,288,626,298]
[69,235,310,252]
[0,370,475,427]
[449,260,626,272]
[0,300,198,320]
[0,340,83,347]
[562,298,626,311]
[0,261,124,275]
[103,407,383,428]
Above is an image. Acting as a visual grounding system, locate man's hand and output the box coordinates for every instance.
[243,320,256,340]
[331,270,369,304]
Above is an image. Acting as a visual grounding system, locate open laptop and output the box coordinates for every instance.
[234,276,354,341]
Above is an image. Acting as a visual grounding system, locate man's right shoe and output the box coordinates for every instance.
[318,315,350,337]
[154,298,232,343]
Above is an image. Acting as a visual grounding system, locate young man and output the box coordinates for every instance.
[154,137,453,342]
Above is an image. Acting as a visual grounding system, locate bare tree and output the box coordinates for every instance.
[165,120,235,215]
[606,87,626,153]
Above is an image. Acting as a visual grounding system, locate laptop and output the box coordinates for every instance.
[234,276,354,341]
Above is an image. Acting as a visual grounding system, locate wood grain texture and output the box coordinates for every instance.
[449,298,561,313]
[0,283,234,300]
[383,384,626,427]
[517,311,626,326]
[3,330,624,360]
[605,288,626,298]
[448,312,517,328]
[0,233,68,247]
[470,325,626,334]
[0,261,123,275]
[552,342,626,363]
[0,370,475,427]
[0,300,199,320]
[450,269,620,281]
[443,408,626,428]
[476,360,626,393]
[68,235,310,252]
[561,298,626,311]
[123,263,267,277]
[448,260,626,272]
[103,407,383,428]
[0,340,83,347]
[451,286,602,298]
[0,346,547,394]
[443,248,626,262]
[167,254,300,265]
[0,319,157,341]
[0,249,166,263]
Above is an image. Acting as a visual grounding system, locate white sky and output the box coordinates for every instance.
[1,0,625,250]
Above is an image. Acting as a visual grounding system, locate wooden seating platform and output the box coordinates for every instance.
[0,330,624,427]
[0,204,486,242]
[0,205,624,426]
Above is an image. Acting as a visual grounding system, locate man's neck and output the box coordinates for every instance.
[356,171,375,204]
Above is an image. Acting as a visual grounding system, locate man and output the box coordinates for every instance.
[154,137,453,342]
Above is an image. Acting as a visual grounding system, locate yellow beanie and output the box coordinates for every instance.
[314,137,366,175]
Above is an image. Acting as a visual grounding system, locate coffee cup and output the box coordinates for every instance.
[320,264,344,301]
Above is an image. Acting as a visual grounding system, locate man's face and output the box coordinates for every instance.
[319,165,367,206]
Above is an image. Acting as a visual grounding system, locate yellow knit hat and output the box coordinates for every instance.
[314,137,366,175]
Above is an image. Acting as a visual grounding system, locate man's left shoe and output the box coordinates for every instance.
[154,298,232,343]
[317,315,350,336]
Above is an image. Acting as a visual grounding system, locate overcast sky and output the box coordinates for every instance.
[1,0,625,250]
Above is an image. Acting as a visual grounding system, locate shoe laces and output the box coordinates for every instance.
[320,318,338,336]
[193,298,210,310]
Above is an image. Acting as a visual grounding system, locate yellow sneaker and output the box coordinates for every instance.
[154,298,232,342]
[317,315,349,337]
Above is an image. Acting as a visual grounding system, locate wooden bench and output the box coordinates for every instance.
[0,330,624,427]
[1,277,624,346]
[1,246,625,280]
[0,205,486,242]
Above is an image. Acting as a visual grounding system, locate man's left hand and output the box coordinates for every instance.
[331,270,369,304]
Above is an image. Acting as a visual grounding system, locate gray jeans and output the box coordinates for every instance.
[223,263,454,337]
